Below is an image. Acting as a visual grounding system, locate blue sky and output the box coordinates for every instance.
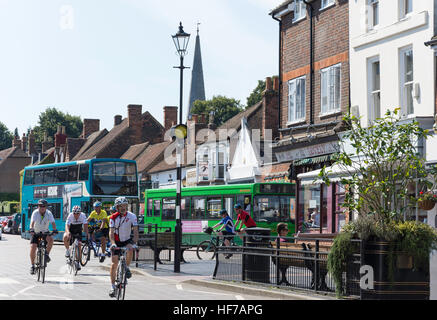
[0,0,282,137]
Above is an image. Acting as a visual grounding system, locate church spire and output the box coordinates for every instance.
[187,23,206,120]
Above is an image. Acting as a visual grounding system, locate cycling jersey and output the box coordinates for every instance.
[88,210,109,229]
[66,212,87,235]
[109,211,138,243]
[30,209,55,234]
[237,210,256,228]
[219,216,235,234]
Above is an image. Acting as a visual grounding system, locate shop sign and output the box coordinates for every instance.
[276,141,339,163]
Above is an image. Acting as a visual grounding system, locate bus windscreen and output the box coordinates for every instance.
[92,162,138,196]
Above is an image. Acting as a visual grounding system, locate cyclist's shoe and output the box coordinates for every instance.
[45,254,51,263]
[99,255,105,263]
[126,268,132,279]
[224,254,233,259]
[65,249,70,258]
[109,288,116,298]
[30,265,35,275]
[76,262,81,271]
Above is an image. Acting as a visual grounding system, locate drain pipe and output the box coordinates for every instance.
[272,15,283,135]
[303,0,314,125]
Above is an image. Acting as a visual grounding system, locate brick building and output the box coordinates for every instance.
[270,0,350,235]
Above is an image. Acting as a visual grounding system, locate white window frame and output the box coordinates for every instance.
[367,56,381,125]
[293,0,307,22]
[399,0,412,20]
[367,0,379,31]
[399,46,414,117]
[320,0,335,10]
[320,64,341,116]
[288,76,306,124]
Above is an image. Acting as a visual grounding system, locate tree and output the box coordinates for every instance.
[191,95,244,127]
[32,107,83,144]
[246,80,265,108]
[0,122,13,150]
[13,128,19,138]
[245,76,278,109]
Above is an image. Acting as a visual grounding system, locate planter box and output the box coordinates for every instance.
[361,240,429,300]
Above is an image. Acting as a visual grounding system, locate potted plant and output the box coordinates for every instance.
[417,191,437,211]
[319,109,437,299]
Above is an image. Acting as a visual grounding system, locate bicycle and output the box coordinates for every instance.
[196,227,237,260]
[80,237,111,267]
[111,247,130,300]
[33,231,56,284]
[66,234,84,276]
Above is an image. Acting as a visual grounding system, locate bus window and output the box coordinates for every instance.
[191,197,205,219]
[67,165,78,182]
[56,167,68,182]
[162,198,175,220]
[79,164,89,181]
[34,170,44,185]
[154,200,161,217]
[279,196,293,223]
[223,196,234,218]
[24,170,34,185]
[206,197,222,220]
[147,199,153,217]
[236,195,252,212]
[81,201,91,216]
[254,196,281,223]
[181,198,190,220]
[44,169,55,184]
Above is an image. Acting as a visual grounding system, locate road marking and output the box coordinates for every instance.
[176,284,183,290]
[12,285,35,297]
[0,278,20,284]
[0,293,9,297]
[235,295,244,300]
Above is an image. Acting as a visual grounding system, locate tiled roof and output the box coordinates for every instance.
[148,145,191,174]
[121,142,150,161]
[0,146,30,166]
[134,141,172,173]
[216,101,263,138]
[73,129,108,160]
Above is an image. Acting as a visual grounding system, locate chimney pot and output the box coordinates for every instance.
[265,77,272,91]
[273,77,279,91]
[114,115,122,126]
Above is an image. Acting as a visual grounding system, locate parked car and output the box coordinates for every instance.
[0,225,2,240]
[2,216,13,234]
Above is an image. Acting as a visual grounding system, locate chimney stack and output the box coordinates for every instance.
[55,125,67,147]
[114,115,122,127]
[265,77,273,92]
[262,77,280,140]
[127,104,143,145]
[163,106,178,132]
[28,130,36,155]
[12,136,21,148]
[273,77,279,91]
[41,132,52,153]
[82,119,100,139]
[21,133,27,152]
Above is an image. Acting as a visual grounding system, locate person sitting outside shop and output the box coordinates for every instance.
[212,209,236,259]
[311,209,320,228]
[276,222,290,242]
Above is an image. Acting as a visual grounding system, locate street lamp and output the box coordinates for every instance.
[172,22,190,273]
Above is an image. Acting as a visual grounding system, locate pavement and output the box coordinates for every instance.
[120,250,337,300]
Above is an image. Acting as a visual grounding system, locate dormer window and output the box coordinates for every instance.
[293,0,307,22]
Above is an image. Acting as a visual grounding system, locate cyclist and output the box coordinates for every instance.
[234,203,257,235]
[87,201,109,262]
[108,197,139,298]
[212,209,236,259]
[29,199,58,275]
[64,205,89,271]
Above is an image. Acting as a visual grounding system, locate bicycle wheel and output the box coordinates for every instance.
[196,240,217,260]
[80,244,90,267]
[40,247,46,284]
[36,248,42,282]
[116,262,126,300]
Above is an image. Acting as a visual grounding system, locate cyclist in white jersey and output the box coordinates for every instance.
[63,205,89,270]
[108,197,139,298]
[29,199,58,275]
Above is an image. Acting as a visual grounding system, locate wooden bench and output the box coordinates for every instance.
[137,232,191,264]
[271,240,333,290]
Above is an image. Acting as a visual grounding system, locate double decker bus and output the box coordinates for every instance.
[21,158,139,240]
[144,183,296,238]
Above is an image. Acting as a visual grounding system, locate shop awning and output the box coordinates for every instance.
[298,161,366,185]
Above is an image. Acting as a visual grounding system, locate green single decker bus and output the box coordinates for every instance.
[144,183,296,237]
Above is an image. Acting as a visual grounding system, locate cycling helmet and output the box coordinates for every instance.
[114,197,128,207]
[111,205,116,212]
[93,201,102,208]
[38,199,48,206]
[72,205,81,213]
[234,203,242,209]
[219,209,228,215]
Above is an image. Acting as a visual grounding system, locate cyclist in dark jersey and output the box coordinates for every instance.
[212,209,236,259]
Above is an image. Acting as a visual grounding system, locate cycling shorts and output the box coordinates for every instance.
[94,228,109,239]
[30,233,51,245]
[69,232,83,246]
[221,230,236,242]
[113,239,134,256]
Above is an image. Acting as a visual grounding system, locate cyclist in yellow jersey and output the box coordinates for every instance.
[87,201,109,262]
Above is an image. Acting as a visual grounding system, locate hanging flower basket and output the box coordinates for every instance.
[418,199,436,211]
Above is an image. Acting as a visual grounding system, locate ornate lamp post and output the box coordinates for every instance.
[172,22,190,273]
